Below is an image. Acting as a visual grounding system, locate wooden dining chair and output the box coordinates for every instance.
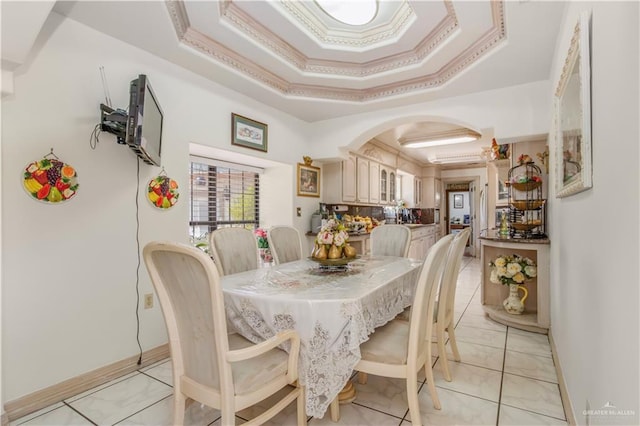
[353,234,454,426]
[209,228,259,276]
[143,241,306,426]
[267,226,304,264]
[435,227,471,382]
[369,224,412,257]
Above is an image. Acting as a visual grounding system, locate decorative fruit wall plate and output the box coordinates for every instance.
[147,175,179,210]
[23,153,79,203]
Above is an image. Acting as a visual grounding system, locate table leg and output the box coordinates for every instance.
[338,380,357,404]
[330,379,357,422]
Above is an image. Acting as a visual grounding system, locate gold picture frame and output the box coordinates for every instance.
[297,163,320,197]
[231,113,268,152]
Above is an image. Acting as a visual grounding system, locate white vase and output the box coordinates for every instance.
[503,284,528,315]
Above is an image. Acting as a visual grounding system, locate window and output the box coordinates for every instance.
[189,157,261,240]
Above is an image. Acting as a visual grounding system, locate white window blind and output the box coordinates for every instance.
[189,158,260,239]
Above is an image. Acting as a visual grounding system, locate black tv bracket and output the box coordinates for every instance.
[100,103,127,144]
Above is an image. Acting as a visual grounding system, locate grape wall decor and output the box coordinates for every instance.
[22,149,79,203]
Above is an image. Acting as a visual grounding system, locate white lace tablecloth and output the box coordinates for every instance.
[221,255,422,418]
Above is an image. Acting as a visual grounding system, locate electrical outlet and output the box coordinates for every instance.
[144,293,154,309]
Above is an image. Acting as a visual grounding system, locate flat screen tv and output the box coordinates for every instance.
[126,74,163,166]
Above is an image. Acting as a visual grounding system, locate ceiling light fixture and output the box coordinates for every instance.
[315,0,378,26]
[427,152,485,164]
[398,129,482,148]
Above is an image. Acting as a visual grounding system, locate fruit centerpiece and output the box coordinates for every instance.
[312,218,357,262]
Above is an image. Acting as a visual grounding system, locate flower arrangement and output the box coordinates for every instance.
[254,228,269,249]
[316,219,349,247]
[489,254,537,285]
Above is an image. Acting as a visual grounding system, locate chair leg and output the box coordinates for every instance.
[357,372,368,384]
[437,326,452,382]
[330,396,340,422]
[173,392,186,426]
[406,375,422,426]
[297,388,307,426]
[447,323,461,362]
[424,361,441,410]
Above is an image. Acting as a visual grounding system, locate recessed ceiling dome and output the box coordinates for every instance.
[315,0,378,26]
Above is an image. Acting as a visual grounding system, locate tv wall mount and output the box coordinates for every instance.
[100,103,127,144]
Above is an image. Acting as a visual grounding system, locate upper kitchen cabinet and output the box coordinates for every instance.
[323,153,356,203]
[421,167,442,209]
[389,170,397,204]
[414,177,422,207]
[380,166,398,205]
[356,157,380,204]
[380,168,388,203]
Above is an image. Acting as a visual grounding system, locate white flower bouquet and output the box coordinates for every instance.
[489,254,537,285]
[316,218,349,247]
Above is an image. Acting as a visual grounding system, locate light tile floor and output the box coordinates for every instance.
[11,257,567,426]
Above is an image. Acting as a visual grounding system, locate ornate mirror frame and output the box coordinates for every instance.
[555,11,592,198]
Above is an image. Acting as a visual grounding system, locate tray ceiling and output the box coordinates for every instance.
[52,0,565,123]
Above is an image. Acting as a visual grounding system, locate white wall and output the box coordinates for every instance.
[1,13,314,402]
[547,2,639,423]
[448,192,470,223]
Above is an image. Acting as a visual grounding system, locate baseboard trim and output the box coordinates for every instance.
[4,344,170,423]
[549,329,576,425]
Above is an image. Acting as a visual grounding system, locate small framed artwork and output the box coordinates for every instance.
[555,11,592,198]
[453,194,463,209]
[231,113,268,152]
[297,163,320,197]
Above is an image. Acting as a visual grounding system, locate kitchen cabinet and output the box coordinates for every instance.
[322,154,356,203]
[413,178,422,207]
[342,154,357,202]
[422,177,442,209]
[356,157,370,203]
[380,168,388,204]
[407,225,436,259]
[356,157,380,204]
[369,161,380,204]
[379,166,397,205]
[389,171,396,204]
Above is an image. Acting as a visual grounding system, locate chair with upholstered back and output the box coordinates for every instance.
[435,227,471,382]
[143,241,305,426]
[352,234,454,425]
[267,226,304,265]
[209,228,259,276]
[370,224,412,257]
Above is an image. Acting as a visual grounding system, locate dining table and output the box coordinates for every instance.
[221,255,422,418]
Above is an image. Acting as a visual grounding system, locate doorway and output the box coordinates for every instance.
[443,179,478,257]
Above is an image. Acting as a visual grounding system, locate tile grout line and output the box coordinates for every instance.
[62,401,98,426]
[495,327,510,425]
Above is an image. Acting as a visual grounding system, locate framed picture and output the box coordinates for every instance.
[231,113,268,152]
[297,163,320,197]
[555,11,592,198]
[453,194,463,209]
